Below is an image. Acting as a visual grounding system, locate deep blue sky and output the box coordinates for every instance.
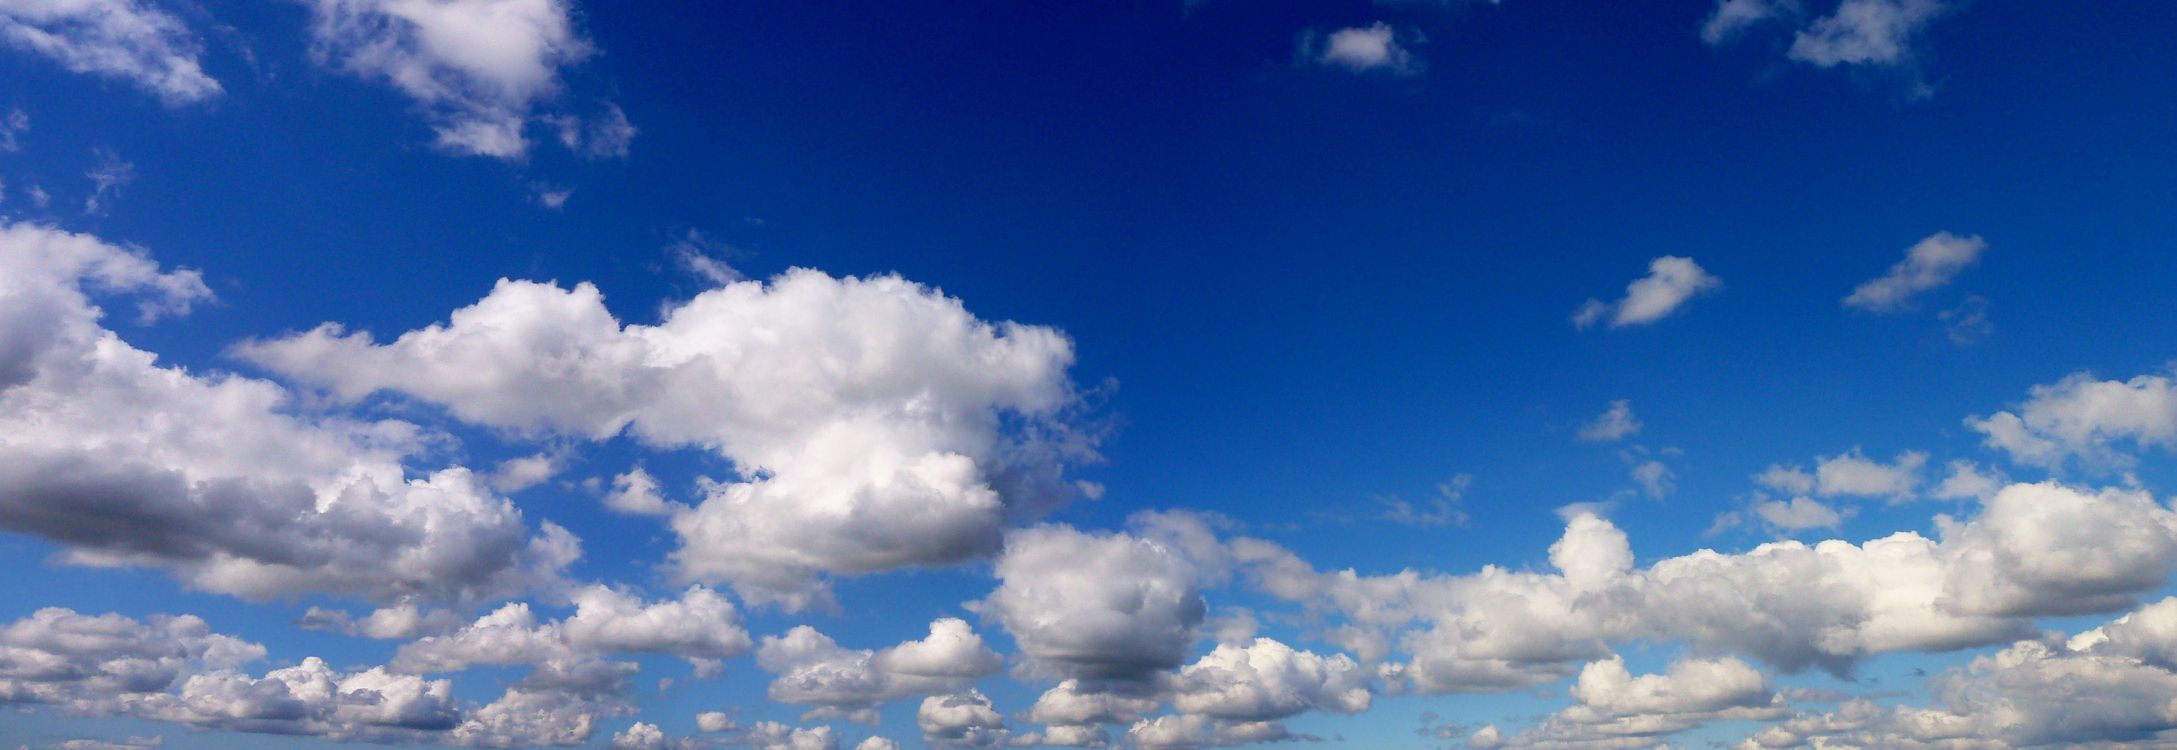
[7,1,2177,749]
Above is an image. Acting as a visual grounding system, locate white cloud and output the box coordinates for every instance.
[237,267,1090,610]
[1843,232,1986,312]
[1789,0,1952,68]
[755,618,1002,722]
[1169,638,1372,721]
[1752,496,1848,531]
[1227,481,2177,693]
[1578,400,1642,442]
[0,0,221,104]
[1736,597,2177,747]
[603,466,683,517]
[1930,460,2002,501]
[1300,23,1423,76]
[1813,449,1924,500]
[1630,460,1675,499]
[0,108,26,152]
[917,690,1008,748]
[0,223,573,605]
[1488,654,1785,748]
[1124,714,1294,749]
[1700,0,1800,45]
[550,102,636,159]
[301,0,597,158]
[1968,369,2177,469]
[978,524,1206,682]
[394,585,752,678]
[83,147,133,216]
[1573,256,1720,330]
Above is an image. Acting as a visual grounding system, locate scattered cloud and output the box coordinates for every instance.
[301,0,598,158]
[1574,256,1721,330]
[1843,231,1987,312]
[0,0,222,104]
[1299,23,1424,76]
[1940,294,1993,344]
[1578,400,1642,442]
[1969,369,2177,470]
[83,147,134,215]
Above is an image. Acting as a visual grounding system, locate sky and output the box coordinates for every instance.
[5,0,2177,749]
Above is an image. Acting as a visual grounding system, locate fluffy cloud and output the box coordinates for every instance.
[1702,0,1957,71]
[1230,481,2177,693]
[1573,256,1720,330]
[0,223,573,605]
[1168,638,1371,721]
[238,269,1088,610]
[0,0,221,104]
[394,585,751,678]
[979,525,1206,682]
[0,607,599,746]
[300,0,597,158]
[1123,714,1294,749]
[756,618,1002,723]
[1488,655,1785,748]
[1299,23,1423,76]
[917,690,1008,748]
[1739,597,2177,747]
[1968,369,2177,469]
[1843,232,1987,312]
[1577,400,1642,442]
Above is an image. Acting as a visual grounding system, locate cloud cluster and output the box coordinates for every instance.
[239,269,1089,610]
[1227,481,2177,692]
[978,524,1207,682]
[1703,0,1957,70]
[0,223,574,606]
[0,0,221,104]
[393,584,752,680]
[1478,654,1785,749]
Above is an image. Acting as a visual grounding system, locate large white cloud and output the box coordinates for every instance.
[0,223,574,606]
[1168,638,1371,722]
[0,0,221,104]
[300,0,601,158]
[1483,654,1785,749]
[393,585,751,679]
[238,269,1088,610]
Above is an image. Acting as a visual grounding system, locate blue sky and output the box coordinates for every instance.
[6,1,2177,749]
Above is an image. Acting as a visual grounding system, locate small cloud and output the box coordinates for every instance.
[1299,23,1425,76]
[0,108,25,152]
[1374,474,1472,528]
[1574,256,1721,330]
[551,103,637,160]
[84,147,135,215]
[1631,459,1675,499]
[530,182,573,210]
[1754,495,1851,531]
[669,229,744,286]
[1578,400,1643,442]
[1844,231,1987,312]
[1940,295,1993,344]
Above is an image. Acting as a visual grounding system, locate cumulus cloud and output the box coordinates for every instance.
[1843,232,1986,312]
[978,524,1206,682]
[237,268,1090,610]
[393,585,752,679]
[1968,369,2177,470]
[1124,714,1295,749]
[1169,638,1372,721]
[0,607,592,746]
[0,0,221,104]
[300,0,598,158]
[917,690,1008,748]
[1737,597,2177,748]
[1577,400,1642,442]
[756,618,1002,723]
[1299,23,1423,76]
[1223,481,2177,693]
[1488,654,1785,748]
[1573,256,1720,330]
[0,223,574,605]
